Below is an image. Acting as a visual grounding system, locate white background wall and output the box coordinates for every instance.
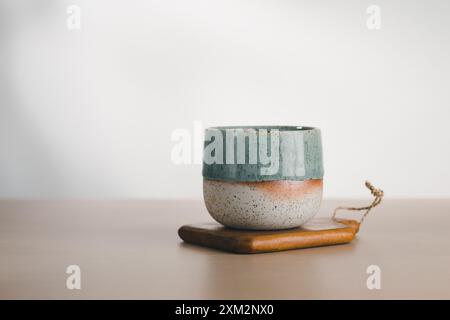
[1,0,449,199]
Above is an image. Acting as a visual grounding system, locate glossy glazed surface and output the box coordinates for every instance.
[202,126,323,181]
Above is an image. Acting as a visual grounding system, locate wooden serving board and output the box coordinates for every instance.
[178,218,360,254]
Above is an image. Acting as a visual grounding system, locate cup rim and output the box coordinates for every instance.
[206,125,317,131]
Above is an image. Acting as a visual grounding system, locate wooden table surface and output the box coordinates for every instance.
[1,199,449,299]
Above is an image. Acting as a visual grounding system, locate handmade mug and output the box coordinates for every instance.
[202,126,324,230]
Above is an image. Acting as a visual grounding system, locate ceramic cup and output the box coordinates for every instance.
[202,126,324,230]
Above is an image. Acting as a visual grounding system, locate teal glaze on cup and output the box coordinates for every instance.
[202,126,324,230]
[203,126,323,181]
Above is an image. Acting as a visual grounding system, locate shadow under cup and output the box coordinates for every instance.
[202,126,324,230]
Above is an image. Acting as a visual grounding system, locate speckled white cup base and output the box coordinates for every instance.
[203,179,323,230]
